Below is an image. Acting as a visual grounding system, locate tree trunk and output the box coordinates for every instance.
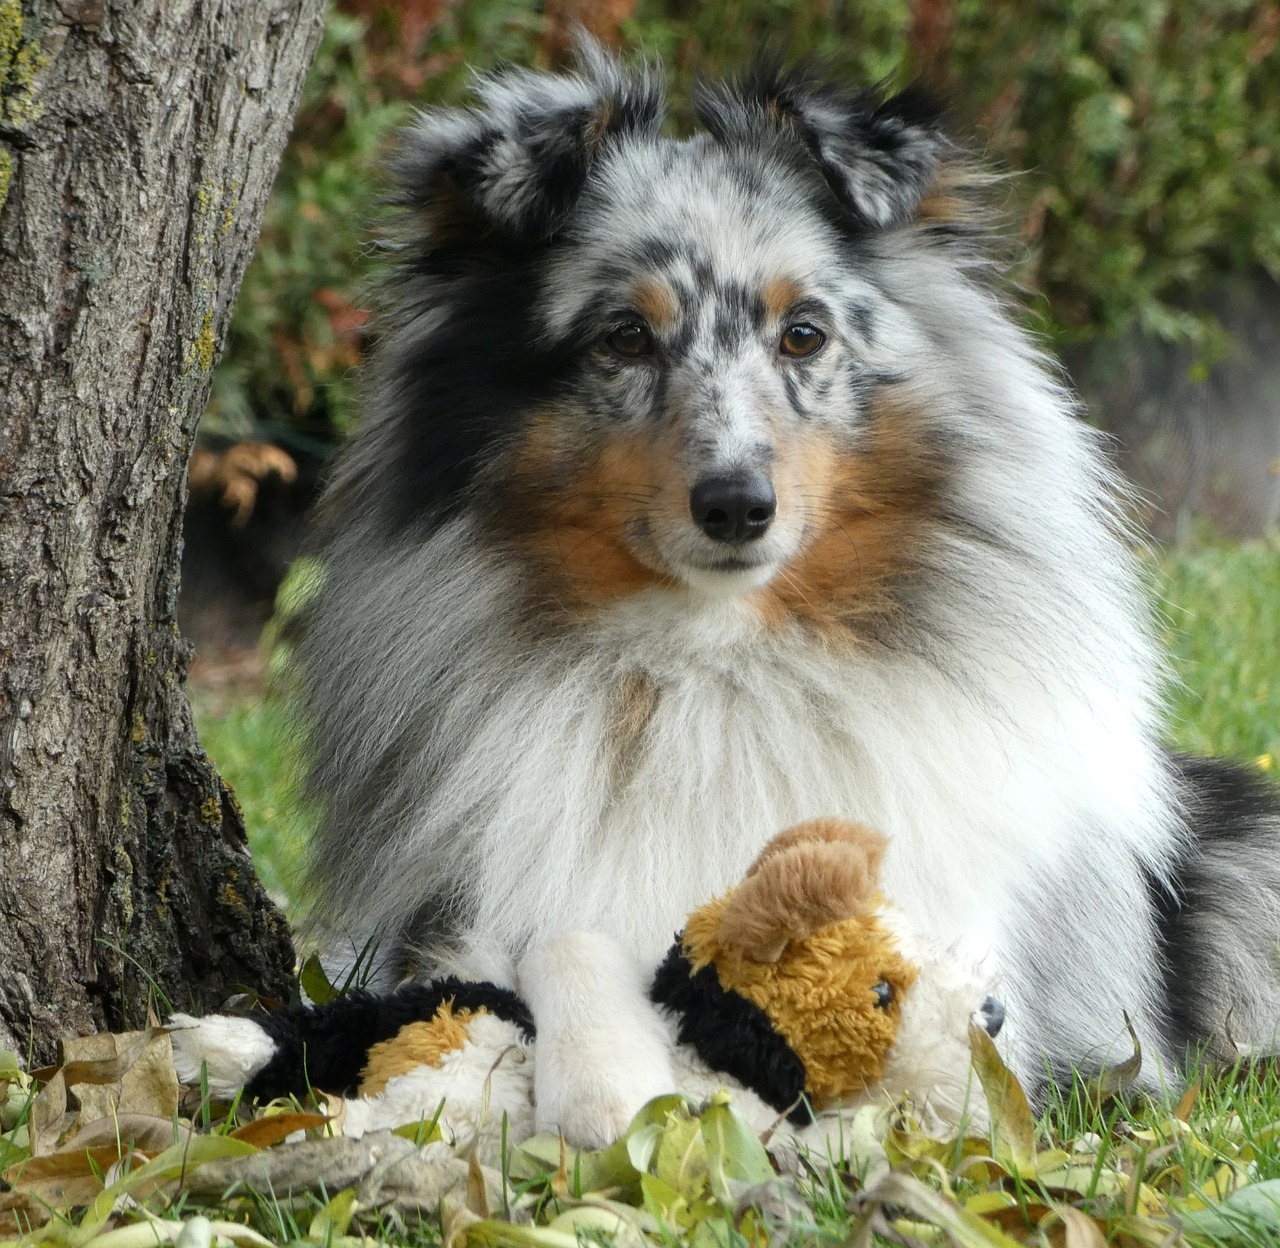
[0,0,325,1061]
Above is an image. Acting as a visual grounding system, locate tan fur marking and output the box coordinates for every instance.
[755,393,949,640]
[417,180,490,249]
[587,100,616,150]
[608,670,661,792]
[358,1003,478,1095]
[916,191,966,225]
[915,159,981,228]
[762,275,804,322]
[631,278,680,332]
[718,821,886,963]
[508,415,683,612]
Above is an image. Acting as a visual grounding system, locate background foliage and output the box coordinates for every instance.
[203,0,1280,444]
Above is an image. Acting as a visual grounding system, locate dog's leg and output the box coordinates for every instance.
[520,931,676,1148]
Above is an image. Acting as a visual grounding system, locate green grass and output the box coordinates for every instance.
[190,689,316,909]
[1156,534,1280,765]
[10,1039,1280,1247]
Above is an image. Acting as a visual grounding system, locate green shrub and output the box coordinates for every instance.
[204,12,408,442]
[947,0,1280,351]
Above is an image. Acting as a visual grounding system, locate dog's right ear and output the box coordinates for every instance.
[695,61,947,230]
[390,39,664,248]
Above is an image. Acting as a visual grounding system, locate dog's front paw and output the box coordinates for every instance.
[535,1058,673,1148]
[167,1012,277,1099]
[521,932,677,1148]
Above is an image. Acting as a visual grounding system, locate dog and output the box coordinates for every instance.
[294,43,1280,1145]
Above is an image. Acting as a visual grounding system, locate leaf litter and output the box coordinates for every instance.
[4,1019,1280,1248]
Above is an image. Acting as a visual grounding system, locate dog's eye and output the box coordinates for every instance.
[604,322,655,359]
[872,980,893,1009]
[779,323,825,358]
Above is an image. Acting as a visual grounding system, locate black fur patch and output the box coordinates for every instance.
[1146,752,1280,1054]
[650,941,811,1125]
[382,260,571,534]
[244,979,534,1101]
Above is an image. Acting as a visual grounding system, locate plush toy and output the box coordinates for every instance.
[172,821,1003,1158]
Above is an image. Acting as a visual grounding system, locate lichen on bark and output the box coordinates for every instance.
[0,0,48,211]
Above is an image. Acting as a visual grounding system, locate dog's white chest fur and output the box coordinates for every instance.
[317,512,1181,1082]
[437,581,1170,995]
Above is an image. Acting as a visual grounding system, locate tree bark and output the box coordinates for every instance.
[0,0,325,1061]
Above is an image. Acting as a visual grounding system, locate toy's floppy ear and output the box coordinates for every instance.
[390,38,664,247]
[716,820,887,963]
[695,63,945,229]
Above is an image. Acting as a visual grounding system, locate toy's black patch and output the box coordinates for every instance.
[244,979,534,1101]
[650,940,811,1125]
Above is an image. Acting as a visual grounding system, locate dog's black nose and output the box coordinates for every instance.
[689,473,776,545]
[980,996,1005,1039]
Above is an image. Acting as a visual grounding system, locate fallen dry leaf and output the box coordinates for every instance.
[29,1068,69,1156]
[229,1111,330,1148]
[62,1029,179,1126]
[1053,1205,1109,1248]
[2,1144,145,1212]
[61,1114,192,1155]
[179,1131,496,1222]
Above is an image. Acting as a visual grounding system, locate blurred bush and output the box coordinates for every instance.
[948,0,1280,352]
[204,8,395,444]
[202,0,1280,445]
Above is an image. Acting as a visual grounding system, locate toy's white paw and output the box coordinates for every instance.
[167,1012,276,1099]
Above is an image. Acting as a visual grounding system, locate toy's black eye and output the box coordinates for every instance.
[779,323,824,358]
[605,321,655,359]
[872,980,893,1009]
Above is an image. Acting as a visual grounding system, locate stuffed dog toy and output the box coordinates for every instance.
[172,821,1003,1157]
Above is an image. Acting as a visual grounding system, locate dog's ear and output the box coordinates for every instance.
[716,820,887,963]
[389,38,664,247]
[695,62,946,230]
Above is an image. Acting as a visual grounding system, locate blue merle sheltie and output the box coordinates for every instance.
[293,43,1280,1144]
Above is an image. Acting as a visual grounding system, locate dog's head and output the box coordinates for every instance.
[364,44,991,633]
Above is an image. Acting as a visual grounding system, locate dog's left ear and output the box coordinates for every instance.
[695,63,946,230]
[390,37,664,247]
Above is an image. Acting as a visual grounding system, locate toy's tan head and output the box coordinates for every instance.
[682,820,915,1108]
[653,818,1002,1126]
